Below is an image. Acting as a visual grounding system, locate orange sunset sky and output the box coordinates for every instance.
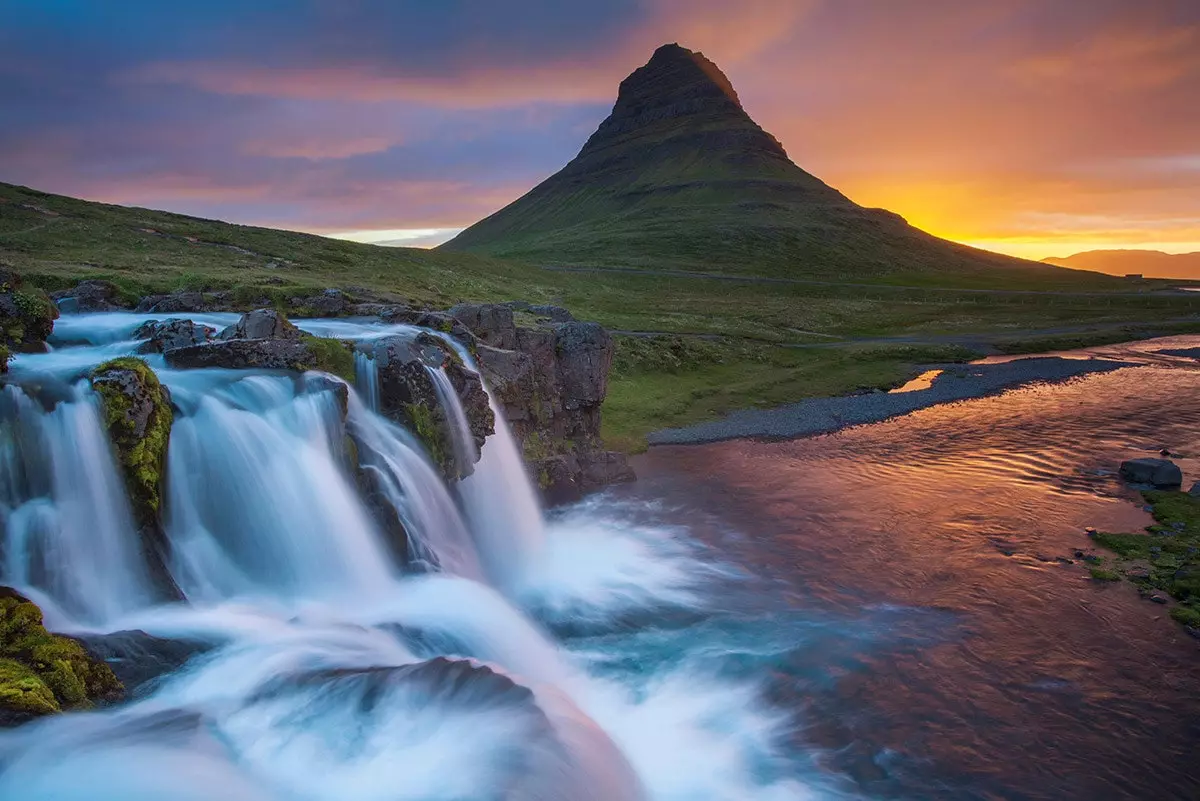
[1,0,1197,261]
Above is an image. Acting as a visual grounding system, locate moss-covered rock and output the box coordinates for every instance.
[0,587,123,727]
[90,358,173,522]
[0,267,59,371]
[300,335,356,383]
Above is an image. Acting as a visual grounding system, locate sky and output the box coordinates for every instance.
[0,0,1197,261]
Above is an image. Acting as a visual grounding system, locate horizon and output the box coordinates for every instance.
[1,1,1198,264]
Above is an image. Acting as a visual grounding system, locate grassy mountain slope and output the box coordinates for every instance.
[443,44,1115,290]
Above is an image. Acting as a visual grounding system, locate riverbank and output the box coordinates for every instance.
[648,353,1139,445]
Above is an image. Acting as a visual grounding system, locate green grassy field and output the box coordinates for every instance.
[4,181,1199,450]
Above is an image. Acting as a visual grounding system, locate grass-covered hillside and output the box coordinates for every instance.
[4,180,1199,450]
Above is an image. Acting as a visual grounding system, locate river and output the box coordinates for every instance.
[1,315,1197,800]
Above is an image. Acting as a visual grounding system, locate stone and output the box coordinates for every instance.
[135,290,232,314]
[1119,458,1182,488]
[0,268,58,369]
[449,303,518,349]
[217,308,301,341]
[0,587,124,728]
[1189,482,1200,498]
[554,322,613,409]
[578,449,637,490]
[76,630,209,699]
[90,358,178,599]
[293,288,351,317]
[357,333,494,480]
[51,279,124,312]
[164,337,314,371]
[134,318,216,353]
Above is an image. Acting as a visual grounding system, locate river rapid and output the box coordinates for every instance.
[1,316,1198,800]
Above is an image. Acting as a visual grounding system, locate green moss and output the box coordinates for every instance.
[299,335,356,383]
[0,591,122,723]
[1169,606,1200,627]
[0,343,9,373]
[90,357,173,523]
[403,402,449,474]
[1089,567,1120,581]
[1091,490,1200,630]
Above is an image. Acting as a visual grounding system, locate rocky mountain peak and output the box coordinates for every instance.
[580,43,784,158]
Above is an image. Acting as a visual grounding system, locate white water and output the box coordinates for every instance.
[0,312,840,801]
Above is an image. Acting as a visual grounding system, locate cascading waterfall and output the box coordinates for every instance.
[0,312,834,801]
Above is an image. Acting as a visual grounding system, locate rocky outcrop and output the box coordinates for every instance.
[90,358,177,597]
[164,309,355,382]
[135,289,232,314]
[292,288,351,316]
[50,279,126,312]
[0,587,124,728]
[134,318,216,353]
[356,333,494,479]
[0,267,58,370]
[455,303,634,502]
[77,630,209,698]
[1120,458,1183,488]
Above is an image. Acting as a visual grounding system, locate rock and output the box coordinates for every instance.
[578,449,637,490]
[449,303,518,349]
[382,308,478,349]
[0,268,58,369]
[76,630,209,698]
[554,322,613,409]
[1149,594,1168,605]
[0,587,124,728]
[352,302,410,318]
[293,288,351,317]
[135,290,232,314]
[357,333,494,479]
[165,337,314,371]
[1119,458,1182,488]
[133,318,216,353]
[51,279,125,312]
[217,308,301,341]
[1189,482,1200,498]
[90,358,177,598]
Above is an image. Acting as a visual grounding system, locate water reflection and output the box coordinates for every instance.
[629,361,1200,800]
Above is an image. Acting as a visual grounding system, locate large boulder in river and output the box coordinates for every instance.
[134,318,216,353]
[1119,458,1182,488]
[90,358,177,597]
[0,587,124,728]
[135,289,232,314]
[357,333,494,479]
[0,267,58,370]
[217,308,300,341]
[76,630,210,699]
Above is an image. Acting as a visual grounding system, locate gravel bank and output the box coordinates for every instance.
[648,356,1135,446]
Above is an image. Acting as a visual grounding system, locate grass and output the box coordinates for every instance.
[1091,491,1200,631]
[5,180,1200,449]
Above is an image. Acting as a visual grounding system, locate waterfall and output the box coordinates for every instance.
[0,383,154,624]
[0,314,819,801]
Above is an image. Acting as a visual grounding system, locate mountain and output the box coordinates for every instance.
[1043,250,1200,280]
[442,43,1079,285]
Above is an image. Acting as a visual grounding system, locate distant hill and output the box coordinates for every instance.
[443,43,1092,287]
[1043,250,1200,280]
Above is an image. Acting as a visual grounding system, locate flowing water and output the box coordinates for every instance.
[1,316,1198,800]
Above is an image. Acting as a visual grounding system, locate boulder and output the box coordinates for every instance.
[76,630,210,698]
[1189,482,1200,498]
[449,303,518,349]
[0,267,58,370]
[1119,458,1183,488]
[134,318,216,353]
[217,308,301,341]
[90,358,177,598]
[292,288,351,316]
[0,587,124,728]
[166,337,313,371]
[554,322,613,408]
[357,333,494,479]
[51,279,125,312]
[135,290,232,314]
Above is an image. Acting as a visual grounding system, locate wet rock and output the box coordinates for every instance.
[90,358,178,598]
[76,630,210,699]
[0,587,124,728]
[217,308,301,341]
[1149,594,1168,605]
[383,308,478,348]
[51,279,125,312]
[578,449,636,489]
[352,302,410,318]
[165,337,314,371]
[357,333,494,480]
[1189,482,1200,498]
[1119,458,1182,488]
[135,290,232,314]
[555,322,613,409]
[134,318,216,353]
[0,267,58,369]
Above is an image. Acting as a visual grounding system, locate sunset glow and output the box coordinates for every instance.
[1,0,1196,264]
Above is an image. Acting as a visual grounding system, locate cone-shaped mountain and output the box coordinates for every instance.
[443,43,1067,283]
